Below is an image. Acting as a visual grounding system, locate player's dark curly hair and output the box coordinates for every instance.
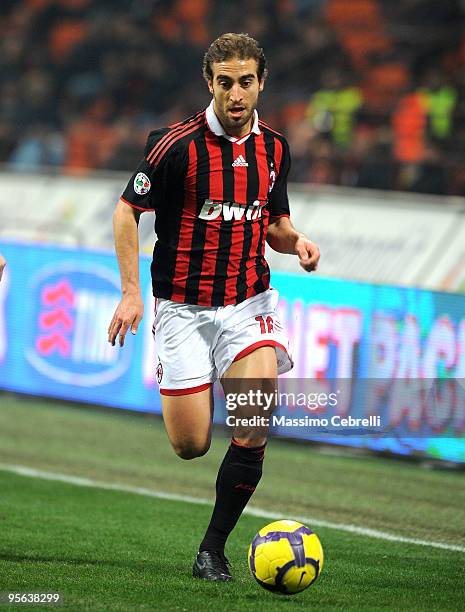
[203,33,268,82]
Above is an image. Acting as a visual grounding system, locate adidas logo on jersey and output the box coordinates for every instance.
[232,155,248,167]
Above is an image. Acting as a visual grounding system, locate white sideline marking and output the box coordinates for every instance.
[1,463,464,554]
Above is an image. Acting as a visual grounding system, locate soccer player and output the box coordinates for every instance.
[108,33,320,581]
[0,254,6,282]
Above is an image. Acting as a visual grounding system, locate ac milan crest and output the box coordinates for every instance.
[156,360,163,384]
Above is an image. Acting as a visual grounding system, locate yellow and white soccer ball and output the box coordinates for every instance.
[248,519,324,595]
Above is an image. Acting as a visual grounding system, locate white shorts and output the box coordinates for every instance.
[152,288,293,395]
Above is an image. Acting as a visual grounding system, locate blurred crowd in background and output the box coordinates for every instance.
[1,0,465,195]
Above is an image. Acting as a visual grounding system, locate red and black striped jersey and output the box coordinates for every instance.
[121,101,291,307]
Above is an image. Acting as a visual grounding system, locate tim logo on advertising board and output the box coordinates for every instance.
[26,261,129,386]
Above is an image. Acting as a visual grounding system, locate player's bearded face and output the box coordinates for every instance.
[209,58,264,137]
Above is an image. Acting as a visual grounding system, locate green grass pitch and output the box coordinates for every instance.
[0,394,464,611]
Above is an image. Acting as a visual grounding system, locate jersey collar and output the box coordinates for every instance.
[205,99,260,145]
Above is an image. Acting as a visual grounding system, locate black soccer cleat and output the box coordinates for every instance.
[192,550,233,581]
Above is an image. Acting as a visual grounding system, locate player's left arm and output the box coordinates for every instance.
[266,138,320,272]
[267,216,320,272]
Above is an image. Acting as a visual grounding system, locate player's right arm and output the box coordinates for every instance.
[107,128,171,347]
[108,200,144,347]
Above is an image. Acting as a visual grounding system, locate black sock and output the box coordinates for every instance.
[199,438,266,553]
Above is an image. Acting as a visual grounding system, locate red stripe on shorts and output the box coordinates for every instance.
[160,382,212,396]
[233,340,288,363]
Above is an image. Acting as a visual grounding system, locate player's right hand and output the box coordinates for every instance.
[108,292,144,347]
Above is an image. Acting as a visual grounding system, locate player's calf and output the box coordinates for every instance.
[194,437,266,562]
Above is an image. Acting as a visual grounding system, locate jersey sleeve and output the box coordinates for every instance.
[268,138,291,219]
[120,128,171,212]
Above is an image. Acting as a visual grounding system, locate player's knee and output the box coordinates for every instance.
[173,440,210,460]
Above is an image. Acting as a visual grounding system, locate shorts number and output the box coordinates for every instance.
[255,315,273,334]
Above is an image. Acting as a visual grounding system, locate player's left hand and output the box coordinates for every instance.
[295,235,320,272]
